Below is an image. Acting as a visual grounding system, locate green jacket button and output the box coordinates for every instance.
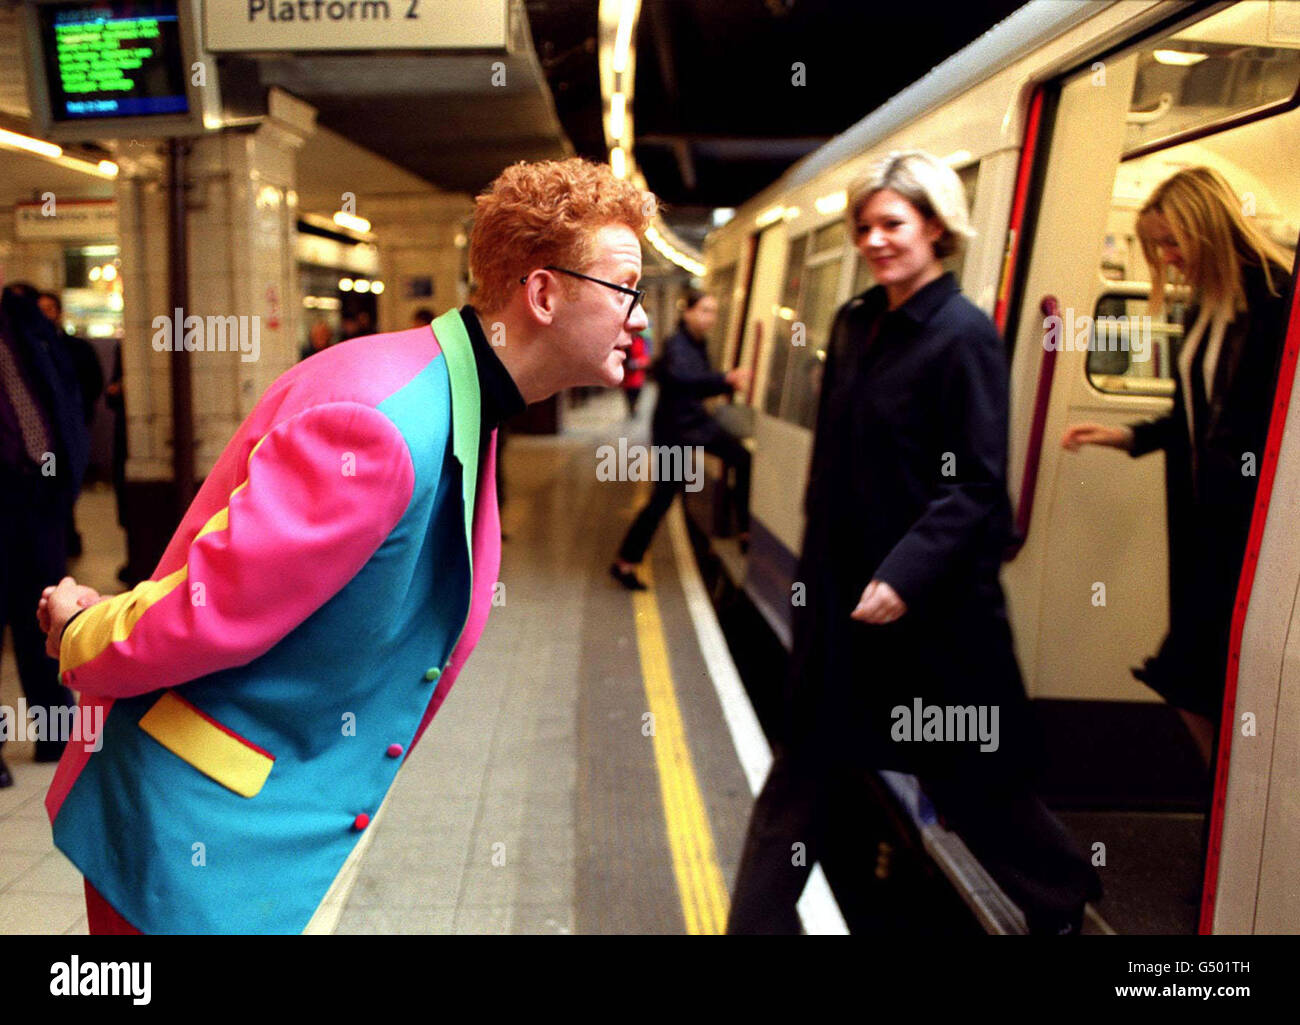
[424,667,441,682]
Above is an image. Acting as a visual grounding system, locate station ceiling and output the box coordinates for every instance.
[528,0,1027,243]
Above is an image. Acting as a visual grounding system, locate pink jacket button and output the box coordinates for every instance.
[386,743,404,758]
[353,813,370,831]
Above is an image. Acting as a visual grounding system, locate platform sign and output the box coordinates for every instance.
[15,200,119,240]
[35,1,191,122]
[201,0,507,52]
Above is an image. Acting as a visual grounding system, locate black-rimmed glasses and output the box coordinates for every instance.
[519,266,645,322]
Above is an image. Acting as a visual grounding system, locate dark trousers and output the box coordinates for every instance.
[623,388,642,418]
[617,432,751,563]
[0,470,76,754]
[726,745,1100,935]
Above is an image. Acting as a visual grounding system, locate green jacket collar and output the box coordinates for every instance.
[431,308,481,546]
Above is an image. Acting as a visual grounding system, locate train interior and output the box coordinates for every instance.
[687,2,1300,934]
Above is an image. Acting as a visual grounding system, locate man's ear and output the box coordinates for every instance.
[522,272,558,326]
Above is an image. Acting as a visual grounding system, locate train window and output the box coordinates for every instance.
[780,234,808,308]
[707,263,737,370]
[811,220,847,254]
[764,235,809,417]
[1084,290,1183,395]
[780,255,841,428]
[764,311,794,416]
[942,163,980,280]
[1124,7,1300,158]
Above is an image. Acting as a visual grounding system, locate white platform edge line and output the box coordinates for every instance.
[665,502,849,936]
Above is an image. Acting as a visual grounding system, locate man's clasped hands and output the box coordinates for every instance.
[38,577,106,659]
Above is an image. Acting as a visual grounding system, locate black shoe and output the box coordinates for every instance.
[34,738,66,763]
[609,563,647,591]
[0,756,12,788]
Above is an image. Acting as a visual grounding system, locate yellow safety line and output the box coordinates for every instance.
[631,558,731,934]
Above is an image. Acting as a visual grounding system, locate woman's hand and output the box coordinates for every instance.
[851,579,907,624]
[1061,423,1134,452]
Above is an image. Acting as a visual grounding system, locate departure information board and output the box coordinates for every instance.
[37,1,190,122]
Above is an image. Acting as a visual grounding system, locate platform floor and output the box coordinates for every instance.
[0,388,782,935]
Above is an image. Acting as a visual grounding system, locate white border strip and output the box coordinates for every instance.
[665,502,849,935]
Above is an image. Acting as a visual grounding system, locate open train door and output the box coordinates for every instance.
[1002,3,1300,933]
[999,53,1171,715]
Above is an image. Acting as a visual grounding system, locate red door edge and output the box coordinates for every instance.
[993,87,1044,334]
[1199,277,1300,933]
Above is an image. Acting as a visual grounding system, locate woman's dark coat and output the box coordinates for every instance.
[650,328,734,448]
[785,272,1037,779]
[1129,262,1293,719]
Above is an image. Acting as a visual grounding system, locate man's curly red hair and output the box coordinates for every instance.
[469,158,656,313]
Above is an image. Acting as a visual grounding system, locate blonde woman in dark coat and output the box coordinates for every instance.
[1063,166,1293,766]
[728,151,1099,935]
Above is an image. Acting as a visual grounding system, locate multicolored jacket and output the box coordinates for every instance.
[45,309,500,933]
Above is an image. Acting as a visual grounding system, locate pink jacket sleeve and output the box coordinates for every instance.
[59,402,416,699]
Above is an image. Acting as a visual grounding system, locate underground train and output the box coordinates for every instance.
[690,0,1300,934]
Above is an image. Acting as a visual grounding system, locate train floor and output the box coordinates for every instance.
[0,387,1204,935]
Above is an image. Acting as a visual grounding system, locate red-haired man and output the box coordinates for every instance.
[38,158,653,934]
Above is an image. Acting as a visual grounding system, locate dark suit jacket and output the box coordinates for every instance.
[0,289,89,512]
[650,328,734,447]
[1129,261,1293,715]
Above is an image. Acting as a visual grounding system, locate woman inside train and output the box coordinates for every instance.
[727,150,1100,935]
[1062,166,1293,767]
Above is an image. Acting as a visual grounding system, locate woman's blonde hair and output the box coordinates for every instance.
[846,149,976,259]
[1137,166,1291,318]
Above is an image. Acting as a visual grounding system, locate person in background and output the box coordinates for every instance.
[0,282,89,787]
[610,288,750,590]
[104,342,133,586]
[299,319,336,362]
[38,291,102,559]
[726,151,1099,935]
[620,331,648,417]
[1062,166,1293,766]
[411,308,436,328]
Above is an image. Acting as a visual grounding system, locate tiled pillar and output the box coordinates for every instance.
[364,193,473,331]
[115,91,315,576]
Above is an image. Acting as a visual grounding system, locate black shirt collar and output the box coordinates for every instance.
[861,271,960,326]
[460,305,526,431]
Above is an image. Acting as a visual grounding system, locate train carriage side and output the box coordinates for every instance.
[700,0,1300,934]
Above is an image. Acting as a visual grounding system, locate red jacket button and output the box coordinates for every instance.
[386,743,404,758]
[353,813,370,831]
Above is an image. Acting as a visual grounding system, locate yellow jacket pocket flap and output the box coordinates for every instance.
[139,691,275,798]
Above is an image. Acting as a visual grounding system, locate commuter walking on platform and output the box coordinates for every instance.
[620,331,649,418]
[726,151,1099,935]
[36,157,654,933]
[0,283,89,789]
[611,289,750,590]
[1062,167,1293,767]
